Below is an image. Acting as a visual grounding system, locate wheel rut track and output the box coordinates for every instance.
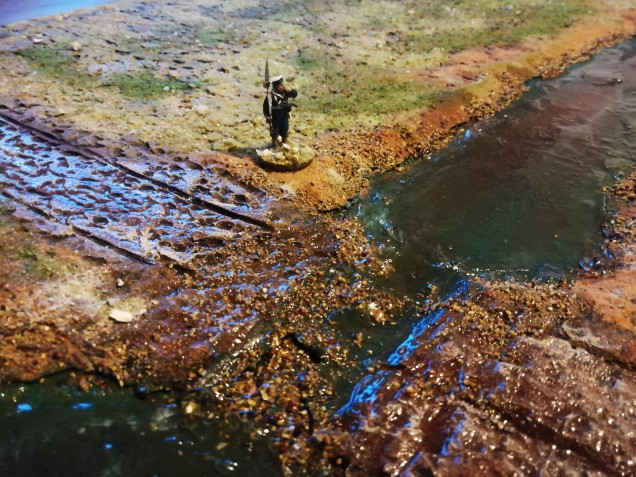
[0,111,274,228]
[0,187,156,266]
[0,113,273,266]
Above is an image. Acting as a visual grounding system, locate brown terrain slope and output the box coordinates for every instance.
[0,0,635,474]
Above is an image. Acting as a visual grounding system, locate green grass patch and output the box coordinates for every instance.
[294,0,591,123]
[296,51,443,121]
[0,198,16,232]
[17,247,62,277]
[19,43,91,86]
[196,27,234,46]
[404,1,591,53]
[20,43,74,72]
[107,71,200,99]
[19,44,199,100]
[0,198,13,216]
[0,201,69,279]
[312,73,442,117]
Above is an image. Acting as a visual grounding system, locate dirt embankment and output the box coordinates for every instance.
[259,10,636,211]
[0,1,635,474]
[0,1,634,212]
[573,174,636,337]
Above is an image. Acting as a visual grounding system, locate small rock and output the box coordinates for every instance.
[117,278,124,287]
[193,104,208,115]
[184,401,200,414]
[70,41,82,51]
[109,309,134,323]
[256,148,273,159]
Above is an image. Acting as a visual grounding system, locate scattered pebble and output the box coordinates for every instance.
[109,309,133,323]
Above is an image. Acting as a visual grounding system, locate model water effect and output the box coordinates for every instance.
[357,39,635,296]
[1,37,635,475]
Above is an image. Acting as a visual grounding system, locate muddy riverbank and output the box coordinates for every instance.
[0,0,635,475]
[0,1,635,211]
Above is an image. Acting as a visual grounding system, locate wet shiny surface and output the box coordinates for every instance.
[358,38,636,293]
[340,281,636,475]
[0,376,280,476]
[0,34,635,477]
[340,38,636,475]
[0,117,271,265]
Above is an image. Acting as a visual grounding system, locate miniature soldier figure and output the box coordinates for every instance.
[263,75,298,147]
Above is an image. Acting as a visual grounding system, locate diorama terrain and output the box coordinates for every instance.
[0,0,634,474]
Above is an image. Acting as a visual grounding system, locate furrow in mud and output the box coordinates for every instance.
[0,118,260,265]
[452,337,636,475]
[560,321,636,373]
[105,157,274,230]
[0,110,276,228]
[0,188,155,265]
[341,289,636,476]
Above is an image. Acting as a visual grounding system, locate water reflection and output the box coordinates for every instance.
[342,38,636,427]
[357,38,636,295]
[0,377,280,475]
[1,30,635,477]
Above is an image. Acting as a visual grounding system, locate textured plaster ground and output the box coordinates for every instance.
[0,1,635,211]
[0,1,635,474]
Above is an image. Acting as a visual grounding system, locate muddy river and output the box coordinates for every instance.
[358,36,635,294]
[1,35,635,476]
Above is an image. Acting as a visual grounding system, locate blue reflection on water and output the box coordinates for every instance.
[16,403,33,413]
[71,402,93,411]
[439,417,465,457]
[387,309,445,366]
[342,37,636,435]
[338,371,390,417]
[357,40,636,294]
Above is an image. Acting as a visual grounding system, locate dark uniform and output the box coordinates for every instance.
[263,77,298,146]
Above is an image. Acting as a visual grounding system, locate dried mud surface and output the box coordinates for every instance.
[0,0,635,475]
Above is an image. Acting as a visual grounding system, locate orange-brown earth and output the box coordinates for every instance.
[573,174,636,339]
[199,9,636,340]
[206,9,636,212]
[0,2,635,474]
